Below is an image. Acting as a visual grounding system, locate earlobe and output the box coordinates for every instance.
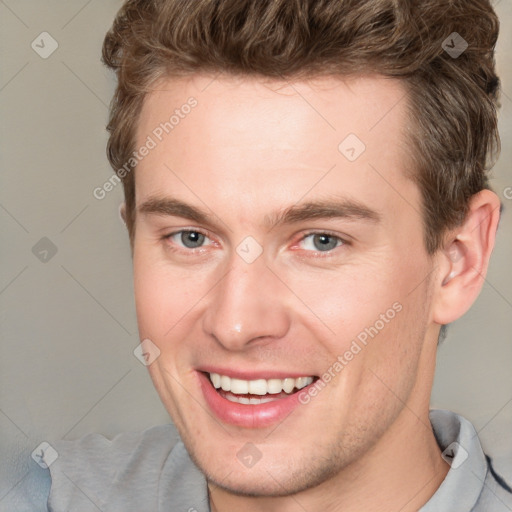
[432,189,501,325]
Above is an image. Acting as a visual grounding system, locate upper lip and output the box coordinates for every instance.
[198,367,318,380]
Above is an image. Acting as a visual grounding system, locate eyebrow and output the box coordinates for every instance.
[138,196,381,230]
[265,198,381,228]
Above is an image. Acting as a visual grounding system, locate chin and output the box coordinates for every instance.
[192,445,345,498]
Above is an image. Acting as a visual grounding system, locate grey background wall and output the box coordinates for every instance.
[1,0,511,506]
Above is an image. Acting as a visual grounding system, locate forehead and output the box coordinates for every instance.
[136,73,409,151]
[133,73,419,226]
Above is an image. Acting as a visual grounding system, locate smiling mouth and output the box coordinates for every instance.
[205,372,319,405]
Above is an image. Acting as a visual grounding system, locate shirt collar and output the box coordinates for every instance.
[420,409,487,511]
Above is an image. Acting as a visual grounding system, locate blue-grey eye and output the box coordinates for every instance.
[301,233,342,252]
[180,231,206,248]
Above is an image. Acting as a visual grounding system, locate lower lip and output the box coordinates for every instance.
[197,371,314,428]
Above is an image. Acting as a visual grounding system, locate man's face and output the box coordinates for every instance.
[132,74,439,495]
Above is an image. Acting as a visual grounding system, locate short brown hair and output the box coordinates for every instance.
[102,0,500,253]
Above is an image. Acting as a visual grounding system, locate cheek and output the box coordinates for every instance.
[286,257,428,387]
[286,262,403,340]
[133,248,194,339]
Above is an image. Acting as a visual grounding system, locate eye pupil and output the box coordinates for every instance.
[313,234,338,251]
[181,231,205,248]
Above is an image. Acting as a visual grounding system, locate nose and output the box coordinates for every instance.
[202,250,291,351]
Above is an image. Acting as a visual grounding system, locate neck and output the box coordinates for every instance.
[208,407,449,512]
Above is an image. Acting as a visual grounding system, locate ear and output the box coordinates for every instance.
[119,202,127,227]
[432,189,501,325]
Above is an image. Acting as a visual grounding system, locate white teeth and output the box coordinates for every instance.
[267,379,283,394]
[220,375,231,391]
[224,394,275,405]
[248,379,267,395]
[249,396,275,404]
[210,373,221,388]
[208,373,314,395]
[283,377,295,393]
[296,376,309,389]
[230,378,249,394]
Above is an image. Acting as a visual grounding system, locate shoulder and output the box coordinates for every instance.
[0,464,51,512]
[425,409,512,512]
[46,423,208,512]
[472,455,512,512]
[51,422,180,475]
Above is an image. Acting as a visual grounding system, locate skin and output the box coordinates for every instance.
[125,73,500,512]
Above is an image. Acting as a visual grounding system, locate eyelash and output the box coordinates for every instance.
[295,230,347,257]
[162,229,214,254]
[162,229,348,257]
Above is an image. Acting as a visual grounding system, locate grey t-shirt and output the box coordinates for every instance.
[14,409,512,511]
